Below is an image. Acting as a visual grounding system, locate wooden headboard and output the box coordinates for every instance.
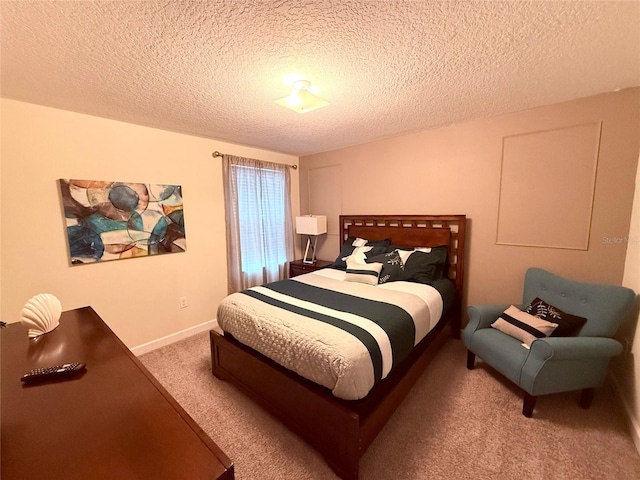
[339,215,467,303]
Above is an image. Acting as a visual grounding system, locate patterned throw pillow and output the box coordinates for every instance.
[525,297,587,337]
[345,258,382,285]
[366,251,404,284]
[491,305,558,348]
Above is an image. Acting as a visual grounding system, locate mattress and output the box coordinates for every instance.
[216,268,451,400]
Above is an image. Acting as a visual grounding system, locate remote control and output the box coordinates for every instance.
[21,363,86,382]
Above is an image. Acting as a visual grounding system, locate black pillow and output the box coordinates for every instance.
[332,238,357,269]
[366,250,404,284]
[332,237,391,270]
[366,238,391,248]
[401,246,448,284]
[524,297,587,337]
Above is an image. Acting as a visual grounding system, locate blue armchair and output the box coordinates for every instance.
[462,267,635,417]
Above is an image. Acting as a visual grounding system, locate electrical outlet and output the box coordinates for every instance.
[179,296,188,309]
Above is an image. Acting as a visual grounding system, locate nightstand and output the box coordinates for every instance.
[289,259,333,278]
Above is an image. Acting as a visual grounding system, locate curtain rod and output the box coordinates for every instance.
[212,151,298,169]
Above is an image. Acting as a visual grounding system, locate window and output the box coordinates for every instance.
[222,155,294,293]
[235,165,288,274]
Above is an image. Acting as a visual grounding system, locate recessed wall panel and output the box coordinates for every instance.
[496,122,601,249]
[309,165,342,234]
[308,165,342,260]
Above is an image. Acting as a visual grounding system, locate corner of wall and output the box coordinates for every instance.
[612,374,640,455]
[616,151,640,455]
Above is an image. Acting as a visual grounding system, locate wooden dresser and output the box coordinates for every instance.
[1,306,233,480]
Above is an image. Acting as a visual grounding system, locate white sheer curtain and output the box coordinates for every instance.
[222,154,294,294]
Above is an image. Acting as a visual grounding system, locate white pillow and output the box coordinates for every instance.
[345,258,382,285]
[396,247,431,264]
[491,305,558,348]
[342,245,373,263]
[351,237,368,247]
[397,249,413,264]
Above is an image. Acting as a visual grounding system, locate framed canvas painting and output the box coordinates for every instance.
[59,179,187,264]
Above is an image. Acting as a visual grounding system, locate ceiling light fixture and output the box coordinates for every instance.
[275,80,329,113]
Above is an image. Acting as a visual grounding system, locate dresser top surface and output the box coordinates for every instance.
[1,307,233,480]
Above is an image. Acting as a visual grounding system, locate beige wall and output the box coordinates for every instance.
[301,87,640,447]
[0,99,299,349]
[300,88,639,309]
[0,100,2,318]
[614,151,640,451]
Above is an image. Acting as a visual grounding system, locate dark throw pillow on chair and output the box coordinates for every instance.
[525,297,588,337]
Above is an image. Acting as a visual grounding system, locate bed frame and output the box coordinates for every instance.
[210,214,466,480]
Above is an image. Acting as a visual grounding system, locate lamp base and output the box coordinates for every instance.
[302,236,318,264]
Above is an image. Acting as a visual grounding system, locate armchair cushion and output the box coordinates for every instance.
[467,328,531,385]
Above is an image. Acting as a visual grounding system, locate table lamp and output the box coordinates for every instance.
[295,215,327,264]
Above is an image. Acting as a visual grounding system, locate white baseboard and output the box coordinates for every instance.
[611,375,640,456]
[131,318,220,356]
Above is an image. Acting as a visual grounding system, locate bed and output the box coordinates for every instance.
[210,214,466,480]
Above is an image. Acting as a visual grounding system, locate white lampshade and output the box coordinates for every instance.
[295,215,327,235]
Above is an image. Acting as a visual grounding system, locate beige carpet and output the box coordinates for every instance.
[140,333,640,479]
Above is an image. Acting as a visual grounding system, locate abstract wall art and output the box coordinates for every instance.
[59,179,187,264]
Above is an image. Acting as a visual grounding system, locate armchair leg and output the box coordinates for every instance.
[580,388,595,409]
[466,350,475,370]
[523,394,536,418]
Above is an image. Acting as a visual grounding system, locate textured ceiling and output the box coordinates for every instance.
[1,1,639,156]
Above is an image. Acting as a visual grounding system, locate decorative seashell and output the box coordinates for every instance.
[20,294,62,338]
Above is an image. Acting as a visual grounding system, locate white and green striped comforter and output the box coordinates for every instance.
[216,268,444,400]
